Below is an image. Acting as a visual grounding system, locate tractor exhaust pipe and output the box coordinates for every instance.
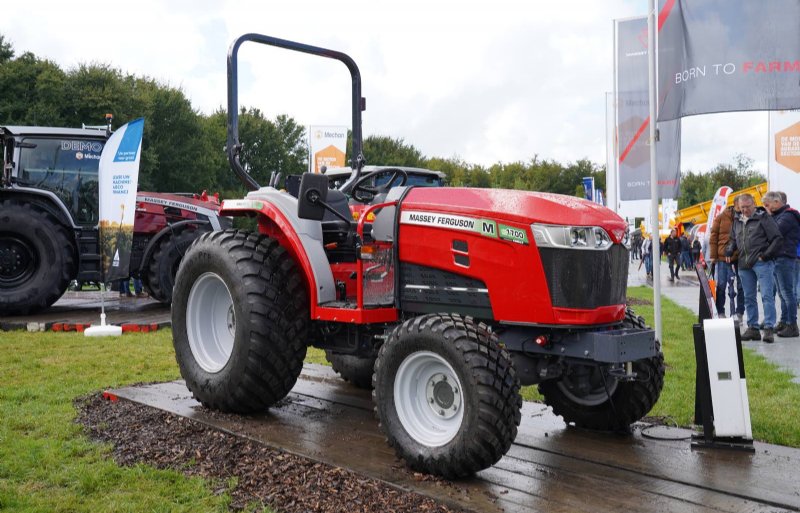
[226,33,366,191]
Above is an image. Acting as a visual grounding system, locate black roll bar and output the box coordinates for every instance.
[226,33,365,191]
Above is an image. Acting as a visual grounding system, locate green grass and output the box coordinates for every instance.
[0,330,241,513]
[2,292,799,511]
[626,286,800,446]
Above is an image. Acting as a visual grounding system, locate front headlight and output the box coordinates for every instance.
[531,223,614,250]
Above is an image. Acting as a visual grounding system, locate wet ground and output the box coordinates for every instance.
[628,258,800,384]
[0,290,170,330]
[104,364,800,513]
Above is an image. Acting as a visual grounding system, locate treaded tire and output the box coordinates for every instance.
[539,307,665,431]
[0,200,75,315]
[373,313,522,478]
[172,229,309,413]
[325,351,375,389]
[145,227,207,303]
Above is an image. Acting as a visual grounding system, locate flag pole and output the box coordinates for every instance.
[648,0,663,345]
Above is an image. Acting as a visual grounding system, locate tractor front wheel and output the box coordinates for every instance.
[171,230,309,413]
[373,314,522,478]
[539,308,665,431]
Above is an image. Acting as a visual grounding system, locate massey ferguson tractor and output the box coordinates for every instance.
[171,34,665,478]
[0,122,229,315]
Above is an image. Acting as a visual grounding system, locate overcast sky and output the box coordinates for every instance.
[0,0,769,174]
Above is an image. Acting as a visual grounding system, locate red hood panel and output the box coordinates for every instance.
[402,187,626,232]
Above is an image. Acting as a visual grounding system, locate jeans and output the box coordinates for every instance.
[715,261,744,317]
[774,257,797,324]
[796,258,800,304]
[681,250,692,269]
[739,260,776,329]
[644,253,653,275]
[667,254,680,278]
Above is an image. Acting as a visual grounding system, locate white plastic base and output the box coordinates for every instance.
[84,312,122,337]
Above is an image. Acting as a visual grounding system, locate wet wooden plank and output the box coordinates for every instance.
[109,364,800,513]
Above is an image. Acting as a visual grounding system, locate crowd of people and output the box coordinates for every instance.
[717,191,800,342]
[634,191,799,343]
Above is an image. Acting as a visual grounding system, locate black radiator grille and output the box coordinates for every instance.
[538,245,628,309]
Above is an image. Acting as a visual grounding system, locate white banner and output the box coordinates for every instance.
[309,125,347,173]
[768,110,800,210]
[98,118,144,281]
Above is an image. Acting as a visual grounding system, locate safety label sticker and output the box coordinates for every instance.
[222,199,264,210]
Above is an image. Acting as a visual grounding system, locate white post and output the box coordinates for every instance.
[648,0,663,345]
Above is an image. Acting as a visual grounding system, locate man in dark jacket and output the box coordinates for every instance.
[725,193,784,342]
[664,229,682,281]
[709,198,745,321]
[763,191,800,338]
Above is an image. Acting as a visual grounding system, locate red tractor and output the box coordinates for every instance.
[171,34,664,478]
[0,123,229,315]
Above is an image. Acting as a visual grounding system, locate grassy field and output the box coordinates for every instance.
[2,290,799,511]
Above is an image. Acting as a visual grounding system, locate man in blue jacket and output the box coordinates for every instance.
[763,191,800,338]
[725,193,784,343]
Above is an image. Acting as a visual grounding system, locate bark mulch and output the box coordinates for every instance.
[75,393,470,513]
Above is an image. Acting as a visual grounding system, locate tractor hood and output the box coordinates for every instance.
[402,187,627,240]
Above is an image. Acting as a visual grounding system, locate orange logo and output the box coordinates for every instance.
[775,121,800,174]
[314,145,345,173]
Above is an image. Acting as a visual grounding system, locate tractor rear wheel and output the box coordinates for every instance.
[325,351,375,389]
[171,229,309,413]
[373,313,522,478]
[145,227,208,303]
[0,200,75,315]
[539,308,665,431]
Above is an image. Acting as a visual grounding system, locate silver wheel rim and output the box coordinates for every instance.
[186,272,235,373]
[394,351,464,447]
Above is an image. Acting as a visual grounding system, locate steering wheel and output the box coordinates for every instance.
[351,168,409,202]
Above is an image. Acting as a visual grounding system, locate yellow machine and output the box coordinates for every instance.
[673,182,768,231]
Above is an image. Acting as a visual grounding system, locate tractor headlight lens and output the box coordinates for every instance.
[531,223,613,250]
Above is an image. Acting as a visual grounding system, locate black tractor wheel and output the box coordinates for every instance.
[0,200,75,315]
[539,307,665,431]
[325,351,375,389]
[373,313,522,478]
[171,229,309,413]
[145,227,208,303]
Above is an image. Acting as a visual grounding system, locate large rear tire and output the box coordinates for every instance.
[171,230,309,413]
[0,200,75,315]
[325,351,375,389]
[539,308,665,431]
[145,227,207,303]
[373,314,522,478]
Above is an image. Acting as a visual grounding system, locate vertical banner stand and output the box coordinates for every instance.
[691,264,754,452]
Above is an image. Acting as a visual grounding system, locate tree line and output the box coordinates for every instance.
[0,34,763,204]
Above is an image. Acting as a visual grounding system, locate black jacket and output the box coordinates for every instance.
[664,235,682,257]
[725,207,783,269]
[771,205,800,259]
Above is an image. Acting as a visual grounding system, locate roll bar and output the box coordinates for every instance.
[226,33,366,191]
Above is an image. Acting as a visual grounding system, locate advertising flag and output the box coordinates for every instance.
[769,110,800,209]
[309,125,348,173]
[98,118,144,282]
[582,176,594,202]
[658,0,800,122]
[615,16,681,201]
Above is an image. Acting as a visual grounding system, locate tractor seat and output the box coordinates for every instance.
[321,189,355,246]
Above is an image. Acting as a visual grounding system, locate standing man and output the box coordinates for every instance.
[725,194,783,342]
[680,233,692,270]
[642,234,654,279]
[709,197,745,321]
[762,191,800,338]
[665,229,682,281]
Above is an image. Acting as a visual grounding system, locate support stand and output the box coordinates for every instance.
[691,264,753,452]
[84,283,122,337]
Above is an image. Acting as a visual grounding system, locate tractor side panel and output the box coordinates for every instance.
[397,222,556,324]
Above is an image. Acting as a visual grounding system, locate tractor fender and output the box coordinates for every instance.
[137,219,211,275]
[221,188,336,306]
[0,186,78,229]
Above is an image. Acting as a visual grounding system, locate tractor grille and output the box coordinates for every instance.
[538,244,628,309]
